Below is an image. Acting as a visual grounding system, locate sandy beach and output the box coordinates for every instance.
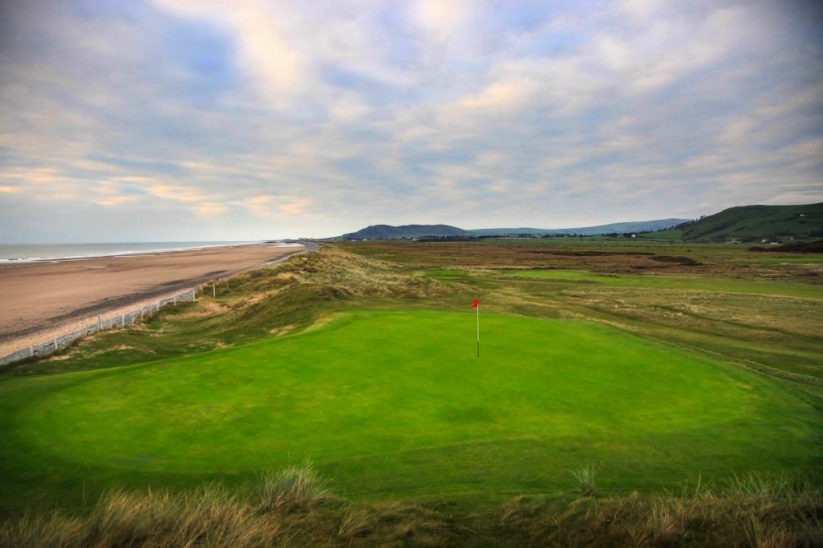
[0,243,305,358]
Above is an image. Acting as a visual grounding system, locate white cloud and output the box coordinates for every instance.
[147,184,208,203]
[415,0,471,40]
[453,80,535,112]
[1,0,821,241]
[150,0,306,106]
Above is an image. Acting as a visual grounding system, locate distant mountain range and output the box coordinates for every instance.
[336,224,468,240]
[469,219,689,237]
[333,218,689,240]
[330,203,823,242]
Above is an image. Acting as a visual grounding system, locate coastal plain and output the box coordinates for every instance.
[0,239,821,548]
[0,243,304,358]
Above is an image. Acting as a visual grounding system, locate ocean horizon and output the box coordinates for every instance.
[0,241,262,263]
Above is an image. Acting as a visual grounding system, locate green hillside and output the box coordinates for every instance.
[654,203,823,242]
[469,218,688,236]
[337,224,469,240]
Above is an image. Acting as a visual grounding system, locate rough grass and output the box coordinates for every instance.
[2,470,820,548]
[496,475,823,547]
[571,465,599,497]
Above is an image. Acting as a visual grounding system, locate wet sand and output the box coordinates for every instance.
[0,243,305,357]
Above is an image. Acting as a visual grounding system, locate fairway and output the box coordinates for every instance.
[509,269,823,298]
[1,310,821,512]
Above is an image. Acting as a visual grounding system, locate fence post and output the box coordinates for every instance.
[174,295,177,306]
[30,339,33,357]
[54,337,58,351]
[213,284,216,298]
[192,289,196,302]
[141,308,144,322]
[98,314,103,330]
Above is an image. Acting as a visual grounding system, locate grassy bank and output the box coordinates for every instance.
[2,467,821,547]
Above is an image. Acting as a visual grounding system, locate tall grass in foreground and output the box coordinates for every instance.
[571,464,599,497]
[498,475,823,548]
[2,469,821,547]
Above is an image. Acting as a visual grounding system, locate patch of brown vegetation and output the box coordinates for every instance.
[338,240,823,281]
[2,472,819,548]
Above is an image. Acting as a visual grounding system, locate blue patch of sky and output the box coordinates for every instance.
[116,115,204,155]
[485,0,554,34]
[0,146,13,163]
[68,0,150,22]
[485,0,609,36]
[521,30,588,58]
[278,99,330,126]
[156,19,238,107]
[388,151,434,179]
[332,157,390,187]
[375,4,418,69]
[338,125,389,146]
[323,64,368,89]
[401,149,476,175]
[320,64,410,107]
[775,0,823,49]
[121,184,149,197]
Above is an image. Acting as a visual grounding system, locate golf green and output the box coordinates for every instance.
[1,310,820,510]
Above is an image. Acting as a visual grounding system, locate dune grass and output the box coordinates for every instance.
[2,310,820,516]
[2,467,821,548]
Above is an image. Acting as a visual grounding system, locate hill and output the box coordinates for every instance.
[337,224,469,240]
[333,219,688,240]
[469,218,688,236]
[655,203,823,242]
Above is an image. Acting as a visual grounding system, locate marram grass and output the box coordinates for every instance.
[1,469,821,548]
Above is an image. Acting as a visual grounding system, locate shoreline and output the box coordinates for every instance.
[0,240,268,265]
[0,243,306,360]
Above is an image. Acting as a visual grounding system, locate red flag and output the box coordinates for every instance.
[472,299,479,308]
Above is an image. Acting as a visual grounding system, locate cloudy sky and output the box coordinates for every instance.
[1,0,821,242]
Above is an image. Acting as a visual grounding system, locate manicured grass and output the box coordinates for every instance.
[509,269,823,298]
[1,310,820,515]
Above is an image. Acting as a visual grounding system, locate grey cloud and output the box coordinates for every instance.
[1,0,821,242]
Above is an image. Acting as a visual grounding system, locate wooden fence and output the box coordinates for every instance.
[0,288,197,366]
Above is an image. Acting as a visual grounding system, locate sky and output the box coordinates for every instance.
[1,0,822,242]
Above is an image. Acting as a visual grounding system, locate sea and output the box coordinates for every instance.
[0,241,262,263]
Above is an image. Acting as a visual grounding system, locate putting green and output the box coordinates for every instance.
[2,310,821,509]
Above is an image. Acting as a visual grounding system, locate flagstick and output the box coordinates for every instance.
[476,303,480,357]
